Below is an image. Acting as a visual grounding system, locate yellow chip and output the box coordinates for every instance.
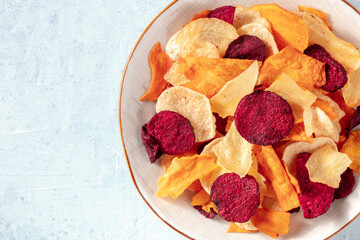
[156,86,216,142]
[306,144,351,188]
[266,73,317,120]
[233,6,271,31]
[298,6,332,30]
[341,132,360,174]
[248,167,267,204]
[342,68,360,108]
[227,222,258,233]
[210,61,259,118]
[282,137,337,176]
[300,12,360,70]
[237,23,279,57]
[165,18,238,60]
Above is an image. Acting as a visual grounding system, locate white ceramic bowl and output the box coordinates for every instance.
[120,0,360,239]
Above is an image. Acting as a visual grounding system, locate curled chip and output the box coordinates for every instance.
[235,90,294,146]
[210,173,260,223]
[304,44,348,92]
[207,6,236,24]
[141,124,162,163]
[193,205,217,219]
[233,6,271,30]
[298,6,332,30]
[147,111,195,155]
[334,168,355,200]
[343,68,360,109]
[296,153,335,219]
[224,35,267,61]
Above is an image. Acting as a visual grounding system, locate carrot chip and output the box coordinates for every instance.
[341,132,360,174]
[227,222,258,233]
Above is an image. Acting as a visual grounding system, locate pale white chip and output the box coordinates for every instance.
[233,6,271,31]
[237,23,279,57]
[210,61,259,118]
[201,137,223,156]
[342,68,360,108]
[234,221,258,231]
[247,167,267,203]
[165,18,238,60]
[282,137,337,176]
[156,86,216,142]
[266,73,317,121]
[211,122,253,177]
[299,12,360,70]
[306,144,352,188]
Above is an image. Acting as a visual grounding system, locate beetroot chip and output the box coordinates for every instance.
[193,205,217,219]
[213,112,228,135]
[210,173,260,223]
[288,207,300,214]
[304,44,348,92]
[224,35,267,61]
[146,111,195,155]
[296,153,335,219]
[334,168,355,200]
[141,124,162,163]
[207,6,236,24]
[234,90,294,146]
[349,106,360,131]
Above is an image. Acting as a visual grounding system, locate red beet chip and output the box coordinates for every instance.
[141,124,162,163]
[234,90,294,146]
[207,6,236,24]
[146,111,195,155]
[213,112,228,135]
[210,173,260,223]
[193,205,217,219]
[334,168,355,200]
[296,153,335,219]
[224,35,267,61]
[349,106,360,131]
[304,44,348,92]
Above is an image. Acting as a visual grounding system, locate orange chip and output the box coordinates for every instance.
[139,42,173,101]
[260,46,326,91]
[312,99,339,120]
[190,9,211,21]
[191,189,210,206]
[251,208,290,239]
[253,145,300,211]
[156,154,217,199]
[284,122,313,143]
[202,201,217,213]
[227,222,258,233]
[251,4,308,52]
[187,179,203,192]
[160,148,198,171]
[341,132,360,174]
[273,140,294,160]
[225,116,234,132]
[327,92,355,132]
[165,57,259,98]
[298,6,332,30]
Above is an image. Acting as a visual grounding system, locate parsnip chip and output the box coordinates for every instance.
[300,12,360,70]
[210,61,259,118]
[237,23,279,57]
[306,144,351,188]
[156,154,217,198]
[139,42,173,101]
[191,189,210,206]
[251,4,308,52]
[253,145,300,211]
[212,122,253,177]
[341,132,360,174]
[298,6,332,30]
[266,73,317,120]
[342,68,360,108]
[282,137,337,176]
[248,166,267,204]
[233,6,271,30]
[260,47,326,91]
[165,18,238,60]
[165,57,258,98]
[227,222,258,233]
[156,86,216,142]
[251,208,290,239]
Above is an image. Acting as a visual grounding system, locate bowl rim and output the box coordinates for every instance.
[119,1,360,239]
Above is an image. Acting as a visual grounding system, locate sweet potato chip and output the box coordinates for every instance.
[262,196,284,211]
[314,91,345,120]
[284,122,313,143]
[227,222,258,233]
[211,61,259,118]
[312,99,339,120]
[165,18,238,60]
[160,148,198,171]
[327,91,355,131]
[342,68,360,108]
[300,12,360,70]
[156,86,216,142]
[266,73,317,120]
[191,189,210,206]
[233,6,271,30]
[341,132,360,174]
[187,180,203,192]
[306,144,351,188]
[190,9,211,22]
[139,42,173,101]
[253,145,300,211]
[298,6,332,30]
[251,208,290,239]
[260,47,326,91]
[251,4,308,52]
[157,154,217,199]
[165,57,258,98]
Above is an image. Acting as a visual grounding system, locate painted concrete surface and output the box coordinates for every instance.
[0,0,359,239]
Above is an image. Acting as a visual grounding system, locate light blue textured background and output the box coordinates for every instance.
[0,0,359,239]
